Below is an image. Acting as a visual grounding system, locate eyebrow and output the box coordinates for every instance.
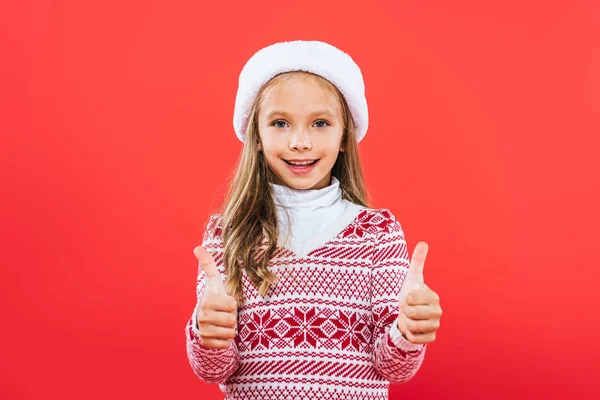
[264,109,336,120]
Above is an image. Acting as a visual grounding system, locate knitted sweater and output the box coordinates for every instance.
[185,203,427,399]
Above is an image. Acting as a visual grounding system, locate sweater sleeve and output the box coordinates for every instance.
[370,209,427,384]
[185,214,240,384]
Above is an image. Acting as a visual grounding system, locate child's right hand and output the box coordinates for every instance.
[193,246,238,349]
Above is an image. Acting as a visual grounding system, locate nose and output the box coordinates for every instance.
[289,128,312,151]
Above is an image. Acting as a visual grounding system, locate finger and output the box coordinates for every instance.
[200,295,238,314]
[199,337,233,350]
[194,246,225,292]
[194,246,219,278]
[198,308,238,328]
[407,241,428,283]
[403,304,443,320]
[406,288,439,306]
[404,316,440,334]
[404,329,436,345]
[198,324,237,340]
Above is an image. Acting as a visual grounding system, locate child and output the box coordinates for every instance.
[185,40,443,400]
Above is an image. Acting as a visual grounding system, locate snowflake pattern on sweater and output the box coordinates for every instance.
[185,206,427,399]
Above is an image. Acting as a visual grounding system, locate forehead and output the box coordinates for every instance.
[259,73,342,116]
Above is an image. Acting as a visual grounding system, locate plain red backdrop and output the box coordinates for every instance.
[1,1,599,399]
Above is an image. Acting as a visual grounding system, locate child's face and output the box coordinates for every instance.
[257,74,344,190]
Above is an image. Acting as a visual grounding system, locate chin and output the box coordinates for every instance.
[287,175,330,190]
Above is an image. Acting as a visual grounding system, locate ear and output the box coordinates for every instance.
[257,142,262,151]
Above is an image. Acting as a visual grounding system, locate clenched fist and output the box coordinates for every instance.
[194,246,238,349]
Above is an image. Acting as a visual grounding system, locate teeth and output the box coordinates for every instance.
[289,160,315,166]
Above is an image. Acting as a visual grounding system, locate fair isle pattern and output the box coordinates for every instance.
[185,208,426,399]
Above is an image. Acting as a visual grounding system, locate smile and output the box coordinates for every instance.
[284,160,319,166]
[283,159,320,175]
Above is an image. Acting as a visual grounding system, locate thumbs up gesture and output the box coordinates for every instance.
[397,242,443,345]
[194,246,238,349]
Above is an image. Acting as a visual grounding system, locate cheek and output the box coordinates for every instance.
[259,129,283,148]
[258,132,277,153]
[319,127,344,149]
[315,137,344,156]
[260,142,286,164]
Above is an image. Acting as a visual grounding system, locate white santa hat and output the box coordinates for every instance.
[233,40,369,143]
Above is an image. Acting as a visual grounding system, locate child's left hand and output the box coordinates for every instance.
[396,241,443,345]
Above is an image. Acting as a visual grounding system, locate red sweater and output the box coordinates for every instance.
[185,205,426,399]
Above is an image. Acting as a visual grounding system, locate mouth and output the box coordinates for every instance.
[283,159,320,175]
[283,159,319,166]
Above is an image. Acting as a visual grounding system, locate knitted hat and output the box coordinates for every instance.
[233,40,369,143]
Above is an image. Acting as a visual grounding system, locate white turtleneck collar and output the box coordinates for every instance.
[267,176,363,257]
[270,176,342,210]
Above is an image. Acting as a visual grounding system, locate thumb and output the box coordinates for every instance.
[194,246,226,294]
[407,241,428,287]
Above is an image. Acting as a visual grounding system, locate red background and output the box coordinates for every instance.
[1,1,599,399]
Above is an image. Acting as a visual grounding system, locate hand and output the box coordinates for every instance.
[194,246,238,349]
[397,242,443,345]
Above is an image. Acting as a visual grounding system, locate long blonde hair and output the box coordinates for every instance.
[217,71,371,303]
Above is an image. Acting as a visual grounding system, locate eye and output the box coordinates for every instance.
[313,120,330,128]
[272,120,289,129]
